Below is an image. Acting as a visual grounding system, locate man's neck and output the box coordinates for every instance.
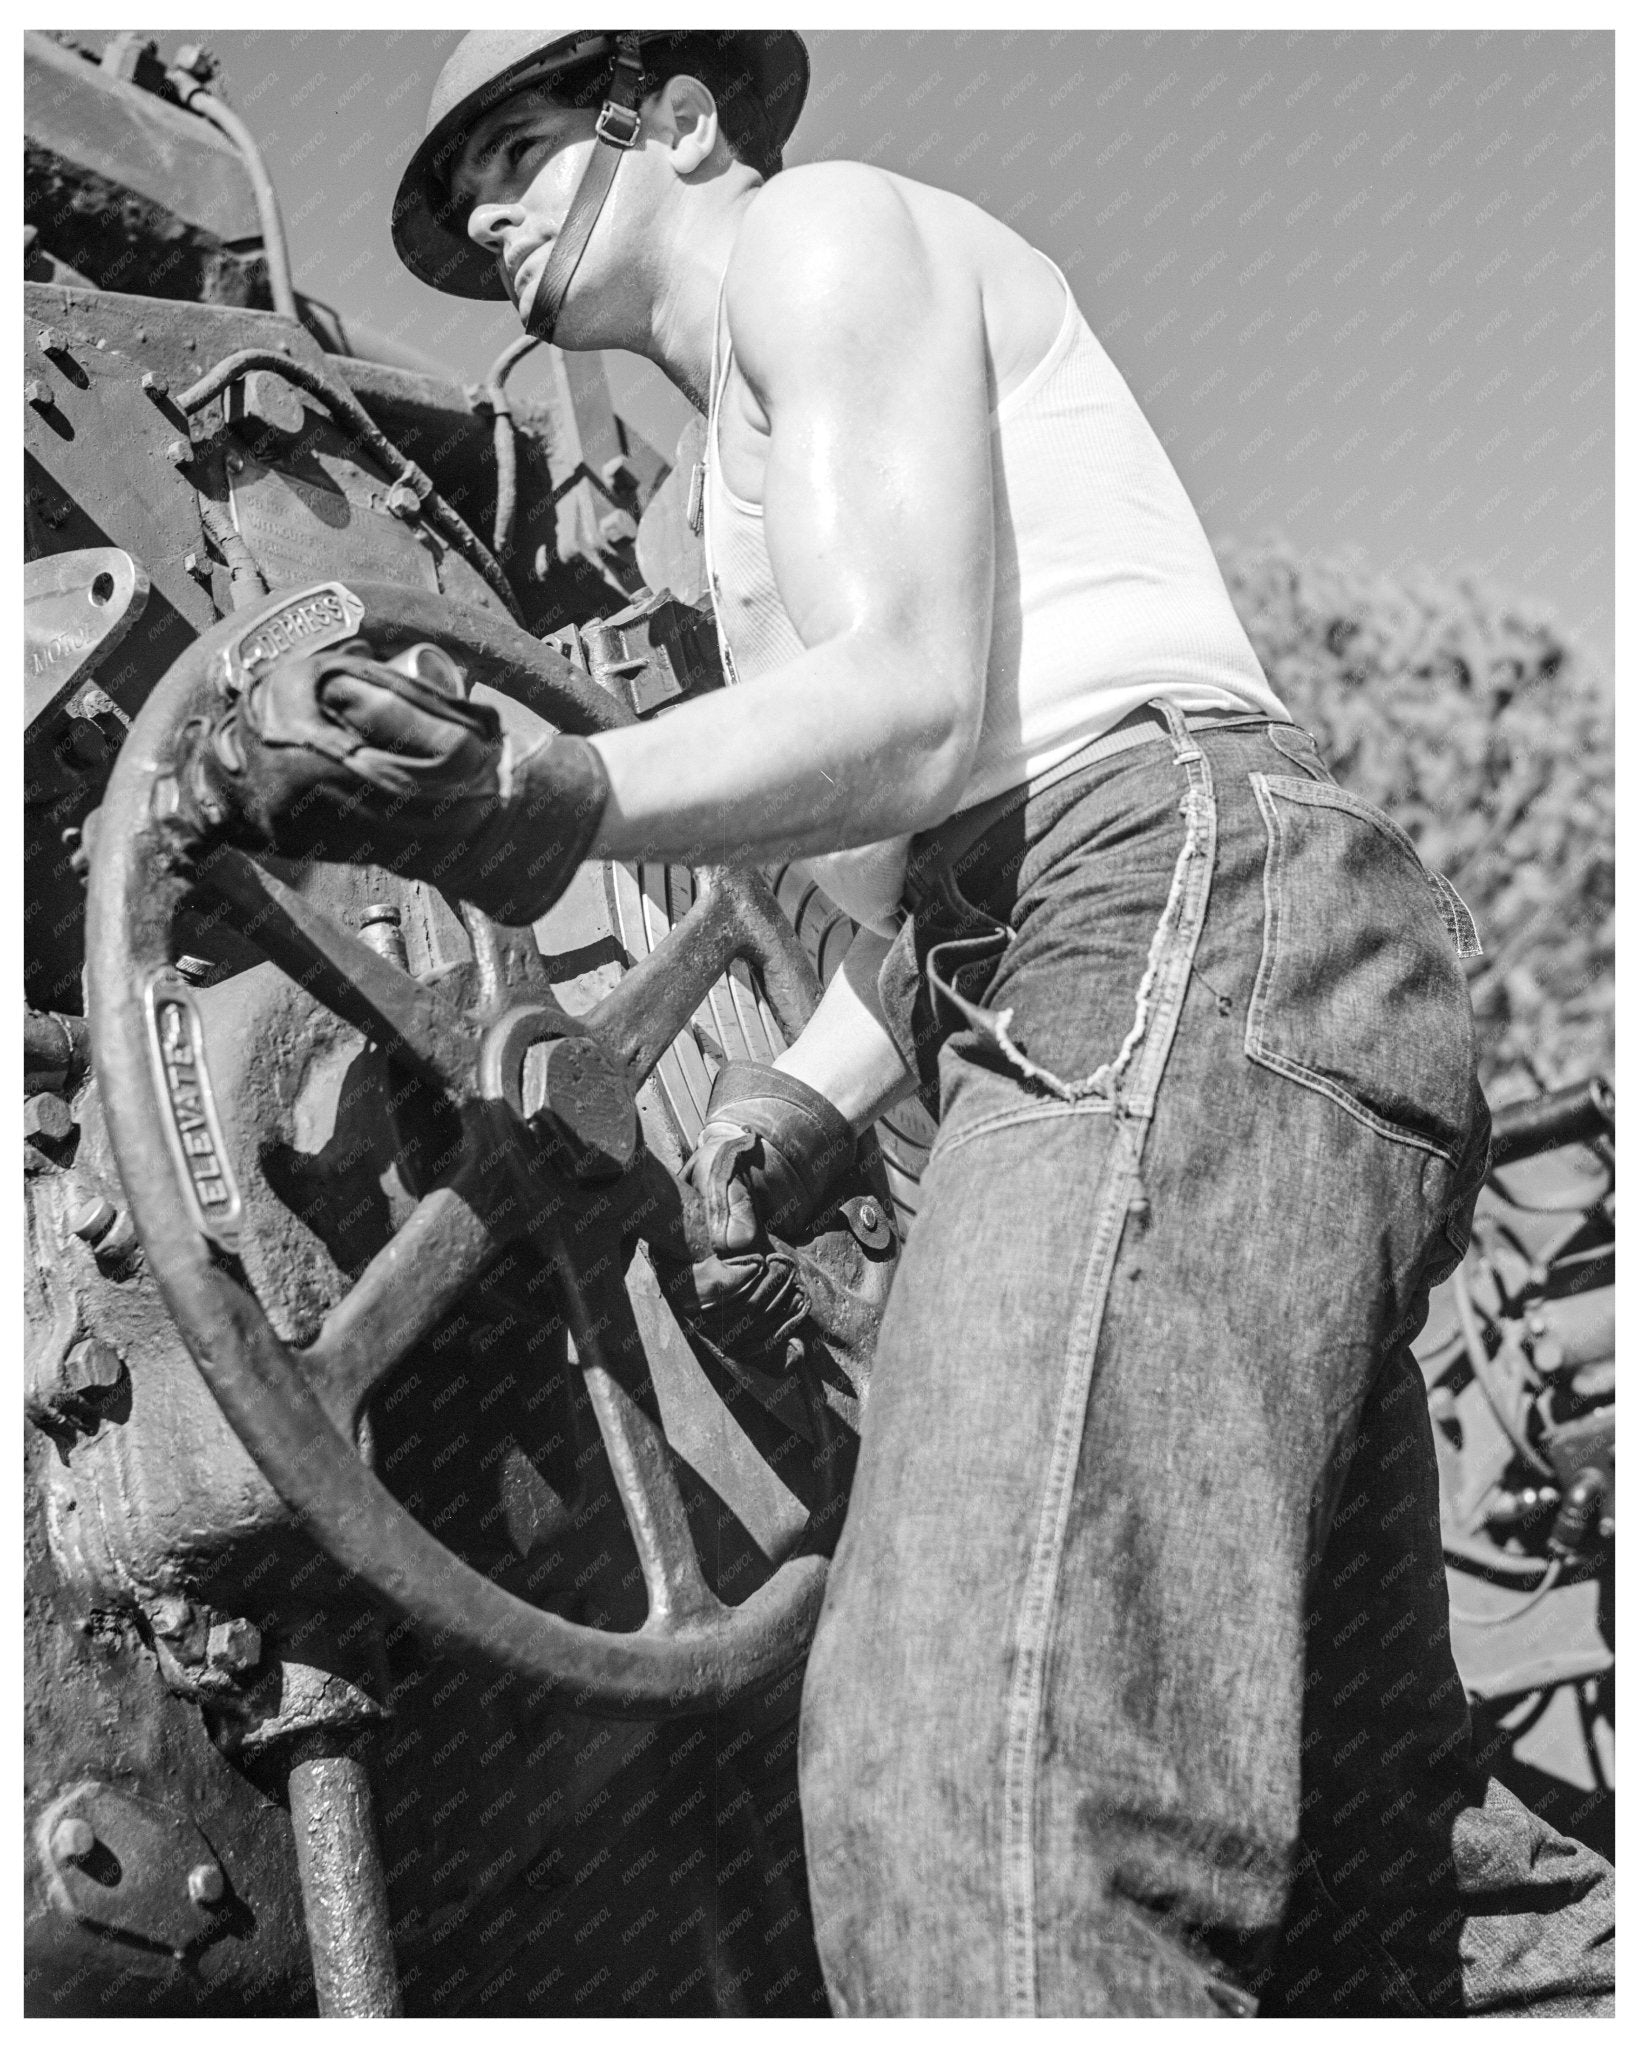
[632,173,761,415]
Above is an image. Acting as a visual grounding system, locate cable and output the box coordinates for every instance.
[174,349,524,622]
[1451,1263,1554,1479]
[1448,1557,1563,1629]
[485,334,543,561]
[168,75,299,322]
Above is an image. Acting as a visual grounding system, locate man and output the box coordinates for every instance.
[199,31,1614,2016]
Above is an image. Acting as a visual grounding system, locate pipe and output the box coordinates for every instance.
[169,76,300,322]
[175,349,525,622]
[197,496,269,608]
[1489,1075,1615,1170]
[486,333,543,561]
[286,1736,401,2016]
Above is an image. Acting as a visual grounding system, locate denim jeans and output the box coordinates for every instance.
[797,704,1615,2015]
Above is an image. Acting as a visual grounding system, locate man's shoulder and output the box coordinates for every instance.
[725,164,942,364]
[731,162,919,286]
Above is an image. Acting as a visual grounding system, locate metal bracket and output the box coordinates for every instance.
[36,1780,230,1960]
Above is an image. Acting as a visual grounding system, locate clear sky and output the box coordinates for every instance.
[91,29,1612,663]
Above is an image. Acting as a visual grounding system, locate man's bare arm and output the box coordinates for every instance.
[586,165,995,866]
[773,924,917,1131]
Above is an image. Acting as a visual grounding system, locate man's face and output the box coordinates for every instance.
[452,86,600,328]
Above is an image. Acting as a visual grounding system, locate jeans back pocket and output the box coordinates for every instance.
[1245,774,1478,1164]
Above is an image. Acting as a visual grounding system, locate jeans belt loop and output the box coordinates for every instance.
[904,705,1254,913]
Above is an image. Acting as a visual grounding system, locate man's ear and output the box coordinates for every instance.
[651,73,722,176]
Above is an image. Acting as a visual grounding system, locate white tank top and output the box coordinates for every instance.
[702,253,1287,929]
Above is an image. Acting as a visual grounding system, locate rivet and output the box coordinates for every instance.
[67,1196,116,1245]
[187,1862,227,1908]
[51,1816,96,1865]
[93,1209,140,1266]
[24,1093,76,1143]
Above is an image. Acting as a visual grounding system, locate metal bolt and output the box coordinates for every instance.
[385,482,420,520]
[858,1201,880,1232]
[141,369,168,399]
[64,1339,123,1395]
[183,549,207,580]
[149,1595,194,1640]
[188,1862,227,1908]
[68,1196,117,1245]
[37,326,66,356]
[357,904,408,968]
[175,954,214,984]
[26,379,52,412]
[166,438,193,467]
[225,452,245,475]
[94,1209,140,1266]
[174,44,217,82]
[206,1616,262,1675]
[24,1094,76,1143]
[51,1817,96,1865]
[240,368,306,438]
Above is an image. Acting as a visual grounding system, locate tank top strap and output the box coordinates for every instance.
[701,262,742,689]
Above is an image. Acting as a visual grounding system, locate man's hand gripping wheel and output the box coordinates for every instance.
[181,635,609,926]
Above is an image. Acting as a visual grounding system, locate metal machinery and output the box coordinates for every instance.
[1416,1080,1615,1863]
[23,30,1612,2021]
[24,33,913,2016]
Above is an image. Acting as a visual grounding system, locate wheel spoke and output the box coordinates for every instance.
[586,865,822,1087]
[198,847,472,1091]
[301,1164,509,1435]
[550,1236,721,1629]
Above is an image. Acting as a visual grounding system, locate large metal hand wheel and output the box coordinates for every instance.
[85,579,847,1717]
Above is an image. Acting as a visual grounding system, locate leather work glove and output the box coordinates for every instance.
[684,1061,858,1254]
[664,1062,857,1374]
[185,642,608,925]
[663,1242,814,1376]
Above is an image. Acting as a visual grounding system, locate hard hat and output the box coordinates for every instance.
[392,29,810,304]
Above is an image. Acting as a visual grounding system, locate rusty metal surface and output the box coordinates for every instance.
[23,1424,311,2015]
[35,1779,232,1958]
[82,582,886,1715]
[286,1743,401,2017]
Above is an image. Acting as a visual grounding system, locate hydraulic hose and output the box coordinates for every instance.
[168,74,300,322]
[175,349,524,623]
[486,334,543,562]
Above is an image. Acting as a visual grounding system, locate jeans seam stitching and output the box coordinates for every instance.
[927,1099,1116,1163]
[998,731,1217,2016]
[1243,772,1463,1169]
[1244,1047,1463,1166]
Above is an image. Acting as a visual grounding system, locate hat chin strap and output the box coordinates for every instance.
[525,32,645,342]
